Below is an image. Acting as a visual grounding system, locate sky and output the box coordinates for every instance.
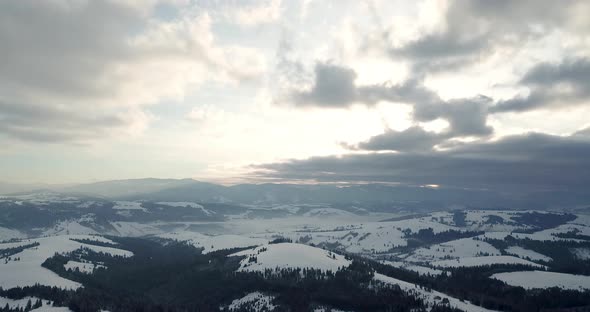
[0,0,589,192]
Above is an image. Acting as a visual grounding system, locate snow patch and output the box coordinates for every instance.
[156,202,213,215]
[374,273,498,312]
[227,292,276,311]
[505,246,552,262]
[432,256,544,268]
[64,260,106,274]
[491,270,590,291]
[230,243,351,273]
[112,201,147,212]
[157,231,267,253]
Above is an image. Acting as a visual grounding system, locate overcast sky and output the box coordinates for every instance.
[1,0,589,191]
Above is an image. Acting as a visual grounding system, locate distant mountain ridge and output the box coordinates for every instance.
[2,178,589,210]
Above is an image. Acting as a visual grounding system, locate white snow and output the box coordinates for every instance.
[156,202,213,215]
[381,260,444,276]
[112,201,147,212]
[30,307,73,312]
[157,231,268,253]
[0,226,26,241]
[303,208,358,218]
[313,308,349,312]
[43,220,98,236]
[404,238,501,263]
[505,246,552,262]
[227,292,276,311]
[0,235,132,289]
[0,296,44,309]
[230,243,351,272]
[374,273,498,312]
[491,270,590,291]
[64,260,106,274]
[432,256,544,268]
[110,222,162,236]
[77,201,96,209]
[572,248,590,260]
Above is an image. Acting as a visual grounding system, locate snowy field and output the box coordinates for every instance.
[432,256,544,268]
[491,270,590,290]
[64,260,106,274]
[230,243,352,272]
[0,235,132,289]
[112,201,147,212]
[157,231,268,253]
[374,273,498,312]
[505,246,552,262]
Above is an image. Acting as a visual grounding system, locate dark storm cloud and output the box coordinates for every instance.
[291,63,438,108]
[293,63,493,149]
[255,132,590,192]
[413,96,493,137]
[491,58,590,113]
[292,63,358,107]
[349,126,446,152]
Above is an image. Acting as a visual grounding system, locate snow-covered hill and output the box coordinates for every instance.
[230,243,351,272]
[157,231,268,253]
[0,235,132,289]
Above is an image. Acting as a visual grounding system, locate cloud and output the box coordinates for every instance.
[0,101,149,143]
[291,63,358,107]
[491,58,590,113]
[0,0,265,143]
[255,132,590,192]
[231,0,282,27]
[348,126,446,152]
[291,63,493,145]
[414,96,493,137]
[290,63,438,108]
[380,0,590,73]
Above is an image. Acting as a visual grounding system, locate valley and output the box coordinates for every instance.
[1,191,590,311]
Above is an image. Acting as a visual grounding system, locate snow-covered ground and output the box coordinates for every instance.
[30,307,73,312]
[112,201,147,212]
[505,246,552,262]
[0,226,26,241]
[404,238,501,263]
[157,231,268,253]
[0,297,72,312]
[156,202,213,215]
[491,270,590,291]
[43,220,98,236]
[0,296,46,310]
[230,243,351,272]
[110,222,162,236]
[302,208,358,218]
[572,248,590,260]
[64,260,106,274]
[432,256,544,268]
[2,192,79,206]
[381,260,445,276]
[374,273,498,312]
[0,235,132,289]
[227,292,276,311]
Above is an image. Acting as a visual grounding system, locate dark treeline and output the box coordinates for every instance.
[1,242,40,260]
[3,235,590,312]
[485,236,590,275]
[403,228,483,248]
[7,238,426,312]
